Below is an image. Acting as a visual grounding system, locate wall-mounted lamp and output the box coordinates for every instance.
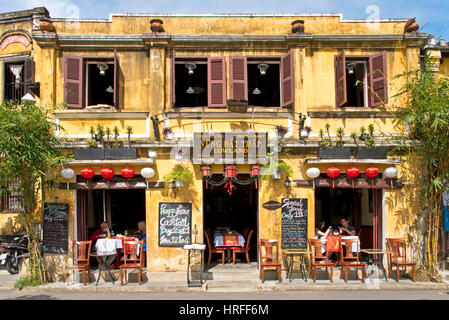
[97,62,109,76]
[257,63,269,75]
[185,62,197,75]
[285,176,291,188]
[299,113,311,140]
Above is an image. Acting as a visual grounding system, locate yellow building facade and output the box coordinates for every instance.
[0,7,441,276]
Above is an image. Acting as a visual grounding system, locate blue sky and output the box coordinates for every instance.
[1,0,448,40]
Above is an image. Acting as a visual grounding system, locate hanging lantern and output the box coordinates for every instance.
[201,166,212,190]
[326,167,340,189]
[306,167,320,189]
[384,167,398,189]
[80,168,95,189]
[121,167,135,189]
[141,167,155,189]
[251,165,260,189]
[61,168,75,190]
[365,167,379,189]
[100,168,114,189]
[225,165,236,178]
[346,167,360,189]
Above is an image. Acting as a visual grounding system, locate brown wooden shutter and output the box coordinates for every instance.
[230,57,248,101]
[208,56,226,107]
[114,50,120,108]
[23,58,34,95]
[281,51,294,107]
[369,51,388,107]
[335,50,347,107]
[171,50,176,107]
[64,56,84,109]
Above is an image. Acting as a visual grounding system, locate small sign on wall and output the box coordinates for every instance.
[158,202,192,247]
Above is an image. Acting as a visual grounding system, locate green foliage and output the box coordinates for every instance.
[320,140,333,148]
[325,122,331,139]
[0,100,66,283]
[319,123,334,148]
[336,127,345,148]
[261,155,292,181]
[319,129,324,141]
[350,132,359,147]
[164,165,193,189]
[14,274,43,290]
[105,127,111,148]
[126,125,133,148]
[392,54,449,279]
[96,124,104,146]
[88,140,98,148]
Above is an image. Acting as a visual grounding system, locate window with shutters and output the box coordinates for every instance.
[64,52,120,109]
[1,179,24,213]
[335,51,388,108]
[3,58,34,103]
[230,52,294,108]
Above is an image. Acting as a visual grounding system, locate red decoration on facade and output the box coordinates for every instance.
[326,167,340,189]
[100,168,114,189]
[121,167,135,189]
[365,167,379,189]
[346,167,360,189]
[201,166,212,189]
[224,165,237,178]
[251,165,260,189]
[80,168,95,189]
[224,180,234,195]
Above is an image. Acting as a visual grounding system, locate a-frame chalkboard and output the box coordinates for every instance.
[281,198,308,249]
[42,203,69,254]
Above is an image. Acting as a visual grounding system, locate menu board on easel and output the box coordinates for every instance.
[158,202,192,247]
[42,203,69,254]
[281,198,308,249]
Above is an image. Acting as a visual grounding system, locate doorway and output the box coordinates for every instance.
[203,174,259,263]
[315,188,383,249]
[76,188,146,240]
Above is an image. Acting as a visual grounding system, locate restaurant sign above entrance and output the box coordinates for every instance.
[193,132,268,164]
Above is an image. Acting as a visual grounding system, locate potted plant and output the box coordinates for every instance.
[148,147,158,158]
[355,124,388,159]
[275,125,288,138]
[104,125,137,159]
[164,165,193,189]
[291,20,305,33]
[74,125,105,160]
[261,155,292,181]
[318,123,350,159]
[163,127,174,140]
[227,99,248,113]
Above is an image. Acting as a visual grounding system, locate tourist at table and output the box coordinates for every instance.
[315,220,332,239]
[89,222,110,246]
[339,218,356,236]
[137,221,146,252]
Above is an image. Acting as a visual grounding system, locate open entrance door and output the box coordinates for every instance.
[203,174,259,264]
[315,188,383,249]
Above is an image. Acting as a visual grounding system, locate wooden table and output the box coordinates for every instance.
[282,249,310,282]
[213,231,245,263]
[360,249,390,282]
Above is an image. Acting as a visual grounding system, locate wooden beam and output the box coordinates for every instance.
[293,178,403,189]
[58,181,166,190]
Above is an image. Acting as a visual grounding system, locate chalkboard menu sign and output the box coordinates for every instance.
[281,198,308,249]
[158,202,192,247]
[42,203,69,254]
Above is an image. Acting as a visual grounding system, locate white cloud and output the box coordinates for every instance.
[0,0,74,18]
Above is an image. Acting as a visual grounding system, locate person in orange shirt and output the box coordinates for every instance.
[89,222,110,246]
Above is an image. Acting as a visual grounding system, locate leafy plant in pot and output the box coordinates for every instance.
[355,124,388,159]
[318,123,350,159]
[163,127,174,140]
[74,125,105,160]
[261,154,293,181]
[104,126,137,159]
[164,165,193,189]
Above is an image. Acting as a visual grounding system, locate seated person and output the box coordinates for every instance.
[137,221,146,252]
[339,218,356,236]
[89,222,110,247]
[315,220,332,239]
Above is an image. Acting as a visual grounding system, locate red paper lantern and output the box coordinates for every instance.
[346,167,360,189]
[225,165,236,178]
[251,165,260,177]
[201,166,212,178]
[101,168,114,189]
[365,167,379,189]
[326,167,340,189]
[80,168,94,189]
[121,167,135,189]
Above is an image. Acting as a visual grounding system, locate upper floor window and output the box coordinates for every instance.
[3,58,34,104]
[335,51,388,108]
[64,52,120,109]
[171,52,294,109]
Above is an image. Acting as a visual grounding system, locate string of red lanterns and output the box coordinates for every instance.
[121,167,135,189]
[79,167,136,189]
[100,167,114,189]
[326,167,340,189]
[346,167,360,189]
[325,166,381,189]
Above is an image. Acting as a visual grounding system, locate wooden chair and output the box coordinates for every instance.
[65,241,92,285]
[386,238,416,282]
[119,240,144,285]
[231,229,254,264]
[259,239,282,283]
[309,239,333,283]
[340,237,365,283]
[242,227,250,240]
[204,228,226,265]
